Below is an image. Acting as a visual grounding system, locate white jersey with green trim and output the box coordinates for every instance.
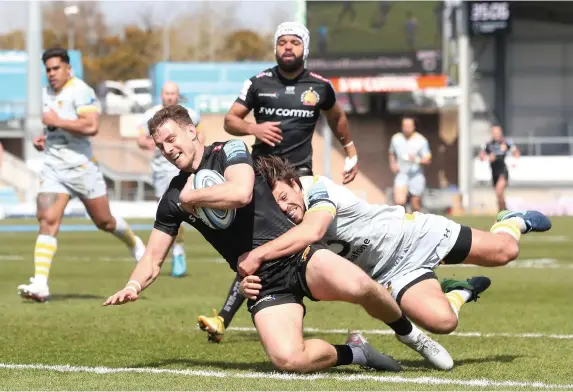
[139,104,201,174]
[42,77,100,169]
[300,175,411,280]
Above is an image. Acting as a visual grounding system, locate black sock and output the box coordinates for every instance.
[333,344,354,366]
[386,313,413,336]
[218,274,246,328]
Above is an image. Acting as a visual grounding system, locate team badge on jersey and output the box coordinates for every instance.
[301,87,319,106]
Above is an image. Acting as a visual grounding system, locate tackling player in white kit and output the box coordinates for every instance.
[17,48,146,302]
[137,81,202,277]
[238,156,552,369]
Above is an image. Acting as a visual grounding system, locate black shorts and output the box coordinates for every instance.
[247,244,324,318]
[492,167,509,187]
[442,225,472,265]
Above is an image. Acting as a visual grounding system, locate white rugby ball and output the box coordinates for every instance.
[192,169,236,230]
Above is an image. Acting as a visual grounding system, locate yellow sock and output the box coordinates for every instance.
[34,235,57,285]
[112,215,137,248]
[446,291,468,318]
[490,220,521,241]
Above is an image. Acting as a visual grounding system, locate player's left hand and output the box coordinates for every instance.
[237,250,263,277]
[42,110,60,128]
[103,288,139,306]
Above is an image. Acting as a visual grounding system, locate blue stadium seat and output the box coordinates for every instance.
[0,187,20,205]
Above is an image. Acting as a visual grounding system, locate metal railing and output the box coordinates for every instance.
[92,141,153,201]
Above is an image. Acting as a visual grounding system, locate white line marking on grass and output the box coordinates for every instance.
[226,327,573,340]
[1,363,573,389]
[521,235,569,243]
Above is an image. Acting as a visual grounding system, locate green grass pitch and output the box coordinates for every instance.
[0,216,572,390]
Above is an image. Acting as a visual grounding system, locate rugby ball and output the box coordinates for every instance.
[192,169,236,230]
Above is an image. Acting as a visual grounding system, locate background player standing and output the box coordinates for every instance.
[389,116,432,212]
[17,48,146,302]
[136,81,202,277]
[479,125,520,212]
[199,21,360,340]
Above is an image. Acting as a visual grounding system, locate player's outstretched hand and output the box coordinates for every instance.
[249,122,283,147]
[239,275,262,300]
[103,288,139,306]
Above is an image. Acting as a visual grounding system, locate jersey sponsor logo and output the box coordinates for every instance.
[238,80,252,101]
[258,92,278,98]
[301,87,320,106]
[223,139,248,160]
[258,107,315,118]
[285,86,296,95]
[256,71,272,78]
[327,239,370,262]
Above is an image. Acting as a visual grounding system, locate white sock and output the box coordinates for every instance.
[172,243,185,257]
[113,214,128,236]
[509,217,527,233]
[111,214,137,248]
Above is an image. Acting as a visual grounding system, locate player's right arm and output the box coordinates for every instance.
[104,188,181,306]
[224,78,282,146]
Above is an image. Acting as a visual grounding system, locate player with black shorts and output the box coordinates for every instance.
[479,125,520,211]
[103,104,456,373]
[202,21,360,341]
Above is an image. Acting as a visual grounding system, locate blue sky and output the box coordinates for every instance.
[0,0,295,34]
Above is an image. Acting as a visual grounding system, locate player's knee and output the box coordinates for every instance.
[94,217,115,232]
[269,352,305,373]
[426,312,458,334]
[37,211,60,229]
[500,239,519,264]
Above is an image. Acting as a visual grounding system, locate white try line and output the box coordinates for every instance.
[1,363,572,389]
[226,326,573,340]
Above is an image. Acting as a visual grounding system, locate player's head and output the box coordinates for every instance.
[274,22,309,73]
[148,105,200,171]
[491,124,503,141]
[42,47,71,92]
[256,156,305,224]
[401,115,416,137]
[161,81,180,107]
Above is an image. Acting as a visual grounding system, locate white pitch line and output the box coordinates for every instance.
[226,326,573,340]
[0,363,572,389]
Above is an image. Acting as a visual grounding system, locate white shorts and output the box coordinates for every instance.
[39,161,107,200]
[152,169,179,199]
[377,212,463,303]
[394,172,426,196]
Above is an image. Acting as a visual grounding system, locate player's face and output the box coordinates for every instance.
[161,85,179,106]
[153,120,197,171]
[401,118,415,137]
[491,126,502,141]
[44,57,71,91]
[272,180,305,224]
[276,35,304,73]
